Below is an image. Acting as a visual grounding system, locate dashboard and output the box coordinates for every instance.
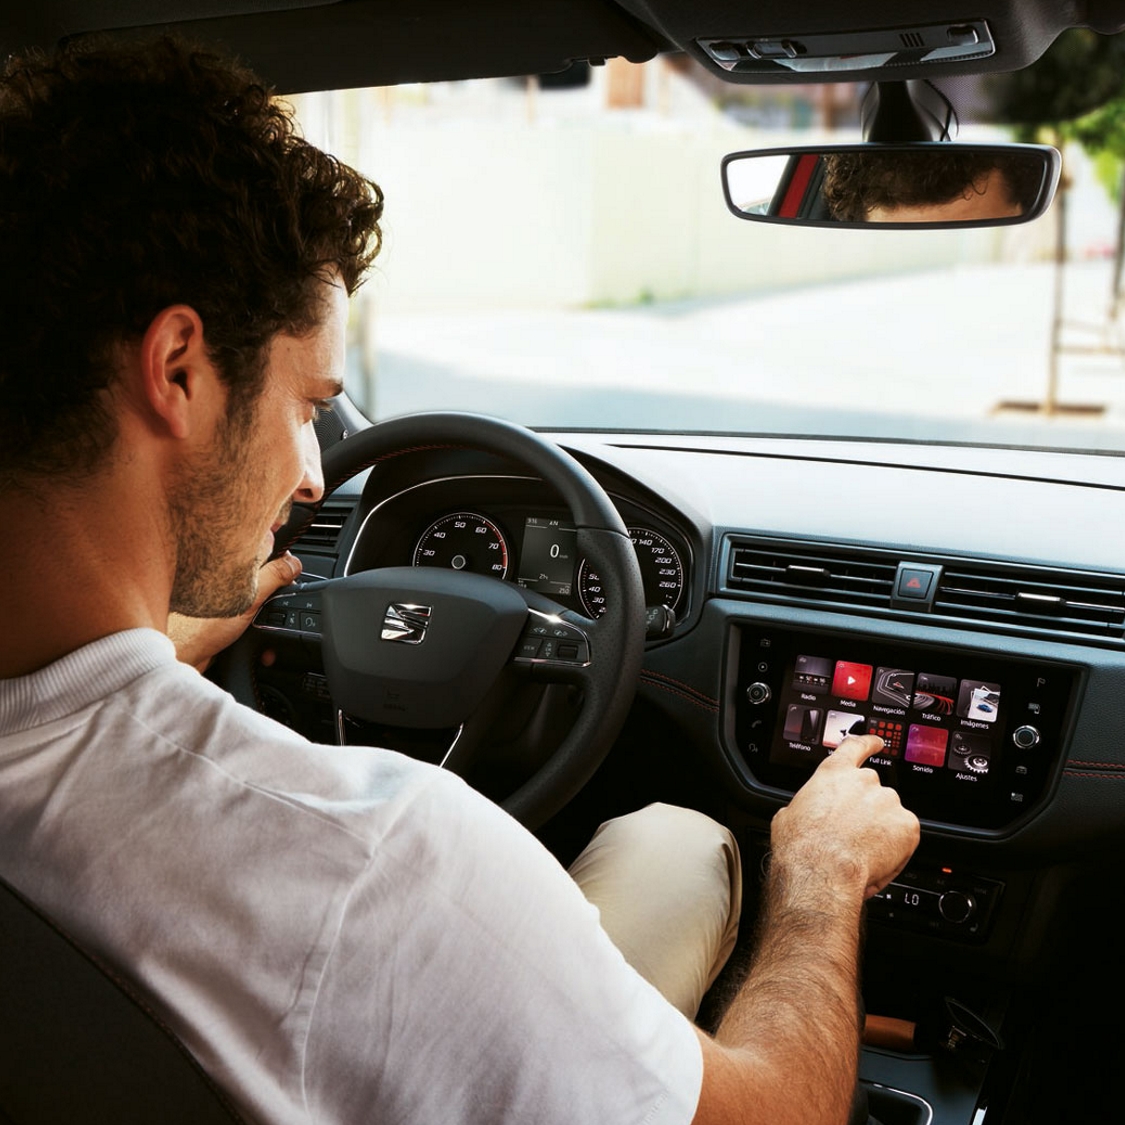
[269,428,1125,935]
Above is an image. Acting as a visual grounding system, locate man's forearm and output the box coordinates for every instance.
[691,738,919,1125]
[705,857,865,1125]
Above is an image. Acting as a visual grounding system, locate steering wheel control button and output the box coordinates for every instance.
[746,682,772,705]
[891,563,942,608]
[1012,725,1041,750]
[513,611,590,667]
[255,590,325,638]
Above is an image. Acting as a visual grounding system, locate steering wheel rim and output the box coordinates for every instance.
[246,411,647,830]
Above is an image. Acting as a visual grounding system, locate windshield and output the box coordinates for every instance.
[291,54,1125,453]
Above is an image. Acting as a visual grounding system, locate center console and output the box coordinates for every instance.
[723,623,1081,1122]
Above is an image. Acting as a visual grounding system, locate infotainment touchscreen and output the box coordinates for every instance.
[777,654,1002,778]
[731,625,1077,830]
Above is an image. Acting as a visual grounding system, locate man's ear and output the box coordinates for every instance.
[138,305,218,440]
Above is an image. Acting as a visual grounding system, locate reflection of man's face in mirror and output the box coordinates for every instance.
[822,151,1039,225]
[865,166,1024,223]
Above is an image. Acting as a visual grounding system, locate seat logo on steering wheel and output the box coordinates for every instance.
[382,603,433,645]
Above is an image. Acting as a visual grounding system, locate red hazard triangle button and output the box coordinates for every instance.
[896,567,934,600]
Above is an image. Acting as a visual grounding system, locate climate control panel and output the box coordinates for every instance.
[868,867,1003,942]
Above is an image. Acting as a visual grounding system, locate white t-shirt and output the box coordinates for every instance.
[0,628,702,1124]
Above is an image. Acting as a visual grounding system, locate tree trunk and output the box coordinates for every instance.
[1113,163,1125,314]
[1047,149,1068,414]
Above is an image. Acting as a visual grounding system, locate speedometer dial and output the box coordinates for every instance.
[413,512,510,579]
[578,526,684,619]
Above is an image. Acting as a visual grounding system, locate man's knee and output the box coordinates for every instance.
[569,804,743,1018]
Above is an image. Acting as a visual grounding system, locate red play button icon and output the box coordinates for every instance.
[832,661,873,701]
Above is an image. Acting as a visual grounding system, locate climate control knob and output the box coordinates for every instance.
[938,890,977,925]
[746,682,772,705]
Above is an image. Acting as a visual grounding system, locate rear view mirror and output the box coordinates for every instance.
[721,143,1060,228]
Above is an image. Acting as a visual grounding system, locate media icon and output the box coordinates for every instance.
[832,661,873,701]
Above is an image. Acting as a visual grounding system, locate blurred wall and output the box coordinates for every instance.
[291,77,1027,314]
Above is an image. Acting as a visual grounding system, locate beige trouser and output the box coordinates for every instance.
[568,803,742,1019]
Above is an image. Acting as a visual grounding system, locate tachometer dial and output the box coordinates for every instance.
[578,526,684,619]
[413,512,509,579]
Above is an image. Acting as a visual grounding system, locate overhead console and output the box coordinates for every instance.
[727,623,1080,832]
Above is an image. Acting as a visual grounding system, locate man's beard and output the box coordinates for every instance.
[168,415,274,620]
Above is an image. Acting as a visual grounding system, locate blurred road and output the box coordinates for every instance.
[357,259,1125,451]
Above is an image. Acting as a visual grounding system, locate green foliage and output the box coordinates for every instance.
[986,28,1125,141]
[1070,99,1125,160]
[1092,150,1123,202]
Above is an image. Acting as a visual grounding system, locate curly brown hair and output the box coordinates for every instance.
[0,35,383,483]
[822,149,1042,223]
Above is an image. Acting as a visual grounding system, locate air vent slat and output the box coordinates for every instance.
[934,564,1125,641]
[725,538,897,611]
[292,506,350,552]
[932,600,1122,632]
[937,587,1122,620]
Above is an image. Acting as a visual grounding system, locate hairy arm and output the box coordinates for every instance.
[693,735,920,1125]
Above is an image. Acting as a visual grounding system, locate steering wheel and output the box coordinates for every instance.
[231,412,646,830]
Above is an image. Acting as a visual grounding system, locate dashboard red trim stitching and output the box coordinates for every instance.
[640,673,719,713]
[641,668,719,708]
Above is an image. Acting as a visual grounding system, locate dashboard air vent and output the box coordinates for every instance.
[933,565,1125,642]
[292,504,350,552]
[726,539,897,609]
[723,534,1125,648]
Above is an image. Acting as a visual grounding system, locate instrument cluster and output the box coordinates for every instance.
[346,475,691,626]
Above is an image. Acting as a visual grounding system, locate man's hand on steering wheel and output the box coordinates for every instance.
[167,552,303,673]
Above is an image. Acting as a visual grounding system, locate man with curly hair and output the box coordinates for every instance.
[822,148,1041,223]
[0,36,917,1125]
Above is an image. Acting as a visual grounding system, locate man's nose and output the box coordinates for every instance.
[293,423,325,505]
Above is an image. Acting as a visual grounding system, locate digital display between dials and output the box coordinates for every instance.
[517,516,577,597]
